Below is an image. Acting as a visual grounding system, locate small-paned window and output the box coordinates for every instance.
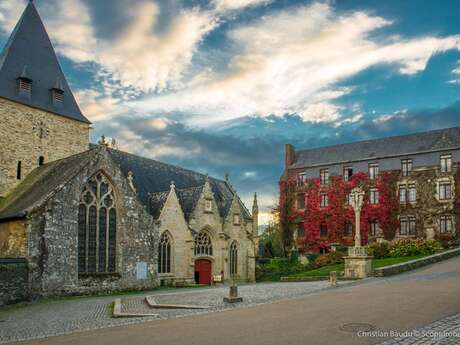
[297,193,305,209]
[370,220,380,236]
[320,193,328,208]
[343,222,353,236]
[297,172,306,186]
[439,182,452,200]
[400,216,416,236]
[399,186,407,204]
[440,154,452,173]
[439,215,453,234]
[320,223,328,238]
[320,169,329,185]
[343,166,353,182]
[401,159,413,177]
[369,163,379,180]
[408,184,416,202]
[369,188,379,205]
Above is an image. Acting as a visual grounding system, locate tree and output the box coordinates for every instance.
[279,180,297,257]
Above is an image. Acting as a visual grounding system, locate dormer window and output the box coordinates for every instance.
[51,78,64,106]
[51,88,64,105]
[17,65,32,99]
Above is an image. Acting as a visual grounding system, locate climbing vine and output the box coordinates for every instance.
[280,171,400,253]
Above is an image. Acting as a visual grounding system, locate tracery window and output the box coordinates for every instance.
[229,241,238,276]
[158,232,172,274]
[78,172,117,273]
[194,232,213,256]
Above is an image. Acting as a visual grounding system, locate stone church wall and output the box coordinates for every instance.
[26,148,159,298]
[0,258,28,306]
[0,97,90,198]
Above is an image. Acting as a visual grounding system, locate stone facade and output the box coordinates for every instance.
[0,258,28,306]
[282,127,460,252]
[27,148,158,297]
[0,97,90,198]
[157,180,257,285]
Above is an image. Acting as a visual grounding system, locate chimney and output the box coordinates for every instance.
[285,144,296,168]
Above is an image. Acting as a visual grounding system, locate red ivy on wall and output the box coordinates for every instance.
[280,171,400,253]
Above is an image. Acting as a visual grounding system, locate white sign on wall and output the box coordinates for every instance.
[136,262,147,280]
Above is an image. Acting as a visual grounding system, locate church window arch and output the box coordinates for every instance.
[229,241,238,276]
[158,232,172,274]
[194,231,213,256]
[78,172,117,273]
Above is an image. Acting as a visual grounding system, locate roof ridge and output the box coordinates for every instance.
[107,147,226,184]
[297,125,460,154]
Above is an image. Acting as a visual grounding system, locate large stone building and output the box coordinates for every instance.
[0,2,257,301]
[281,127,460,253]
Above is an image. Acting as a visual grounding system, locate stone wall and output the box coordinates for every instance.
[0,258,29,306]
[0,97,90,198]
[0,220,27,257]
[26,147,159,298]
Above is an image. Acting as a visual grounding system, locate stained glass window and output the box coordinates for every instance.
[229,241,238,276]
[78,172,117,273]
[194,232,213,256]
[158,232,172,274]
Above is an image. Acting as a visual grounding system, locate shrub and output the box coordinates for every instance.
[314,251,344,267]
[388,239,442,257]
[367,242,390,259]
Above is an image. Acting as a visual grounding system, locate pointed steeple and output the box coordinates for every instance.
[0,1,90,123]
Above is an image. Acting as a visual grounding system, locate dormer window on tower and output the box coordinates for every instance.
[51,78,64,106]
[17,66,32,99]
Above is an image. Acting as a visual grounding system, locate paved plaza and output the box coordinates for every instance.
[0,280,354,344]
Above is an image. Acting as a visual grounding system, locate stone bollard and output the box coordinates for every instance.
[223,282,243,303]
[330,271,337,287]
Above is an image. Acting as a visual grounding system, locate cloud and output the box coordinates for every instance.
[0,0,26,34]
[136,3,460,125]
[449,61,460,84]
[212,0,272,12]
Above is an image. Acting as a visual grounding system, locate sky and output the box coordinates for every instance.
[1,0,460,224]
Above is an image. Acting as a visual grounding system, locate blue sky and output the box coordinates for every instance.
[1,0,460,223]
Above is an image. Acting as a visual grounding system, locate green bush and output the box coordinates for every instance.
[367,242,390,259]
[388,239,442,257]
[314,251,344,267]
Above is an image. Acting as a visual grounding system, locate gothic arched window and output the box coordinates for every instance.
[78,172,117,273]
[229,241,238,276]
[158,232,172,274]
[194,232,213,256]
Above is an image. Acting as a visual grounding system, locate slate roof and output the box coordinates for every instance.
[291,126,460,169]
[0,149,95,220]
[106,148,251,221]
[0,2,90,123]
[0,146,252,222]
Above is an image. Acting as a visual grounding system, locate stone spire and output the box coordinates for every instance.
[252,192,259,236]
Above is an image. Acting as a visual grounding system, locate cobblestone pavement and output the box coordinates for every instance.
[378,312,460,345]
[0,280,354,344]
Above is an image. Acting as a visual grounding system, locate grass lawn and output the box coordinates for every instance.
[286,253,433,279]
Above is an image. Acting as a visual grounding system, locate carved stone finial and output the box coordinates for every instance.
[170,180,175,190]
[127,171,136,193]
[225,173,229,182]
[98,135,108,146]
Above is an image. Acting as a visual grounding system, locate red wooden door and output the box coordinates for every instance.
[195,259,212,285]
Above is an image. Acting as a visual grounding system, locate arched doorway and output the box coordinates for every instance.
[194,259,212,285]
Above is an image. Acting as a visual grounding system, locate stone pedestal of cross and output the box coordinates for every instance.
[223,280,243,303]
[344,187,373,279]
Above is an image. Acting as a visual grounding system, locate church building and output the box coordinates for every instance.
[0,2,258,300]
